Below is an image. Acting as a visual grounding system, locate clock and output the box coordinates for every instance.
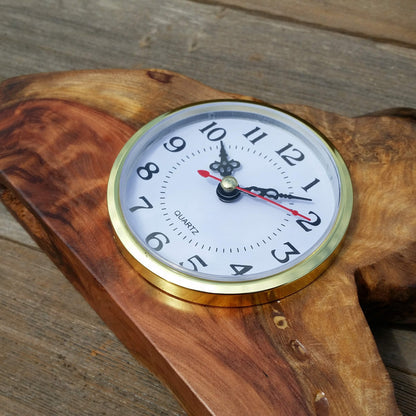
[107,100,353,306]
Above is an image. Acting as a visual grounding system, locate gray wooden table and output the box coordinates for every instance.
[0,1,415,415]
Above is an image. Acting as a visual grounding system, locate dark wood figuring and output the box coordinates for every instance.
[0,69,414,415]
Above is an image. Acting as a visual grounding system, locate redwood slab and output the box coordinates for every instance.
[0,69,415,415]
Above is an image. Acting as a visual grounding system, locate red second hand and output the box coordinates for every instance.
[198,170,311,221]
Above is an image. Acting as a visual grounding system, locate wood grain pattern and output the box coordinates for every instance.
[0,1,415,415]
[201,0,416,45]
[0,69,414,415]
[0,220,185,416]
[1,0,415,117]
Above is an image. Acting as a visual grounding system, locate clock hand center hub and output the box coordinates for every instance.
[220,176,239,192]
[217,175,241,203]
[108,101,353,305]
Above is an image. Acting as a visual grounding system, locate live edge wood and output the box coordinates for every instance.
[0,69,415,416]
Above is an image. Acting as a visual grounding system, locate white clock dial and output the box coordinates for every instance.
[108,100,353,305]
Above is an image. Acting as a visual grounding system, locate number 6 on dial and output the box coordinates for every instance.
[108,100,353,306]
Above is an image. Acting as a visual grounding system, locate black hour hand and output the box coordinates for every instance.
[210,141,241,177]
[243,185,312,201]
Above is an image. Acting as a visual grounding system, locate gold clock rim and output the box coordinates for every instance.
[107,99,353,307]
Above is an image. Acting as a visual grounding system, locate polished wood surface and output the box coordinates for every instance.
[0,69,415,415]
[0,1,415,415]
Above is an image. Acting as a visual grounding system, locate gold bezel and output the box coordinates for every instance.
[107,100,353,307]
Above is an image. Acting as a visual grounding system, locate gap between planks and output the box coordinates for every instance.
[190,0,416,48]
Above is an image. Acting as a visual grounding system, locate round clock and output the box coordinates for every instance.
[107,100,353,306]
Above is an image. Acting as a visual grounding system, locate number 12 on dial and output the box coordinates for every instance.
[108,100,353,306]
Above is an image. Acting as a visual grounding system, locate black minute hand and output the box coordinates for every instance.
[243,185,312,201]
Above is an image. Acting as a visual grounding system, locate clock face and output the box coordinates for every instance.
[107,100,353,305]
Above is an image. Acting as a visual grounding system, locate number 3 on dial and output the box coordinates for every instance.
[108,100,353,306]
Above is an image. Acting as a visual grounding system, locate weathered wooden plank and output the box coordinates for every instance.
[0,0,415,116]
[372,325,416,416]
[385,368,416,416]
[0,202,38,248]
[373,325,416,373]
[201,0,416,46]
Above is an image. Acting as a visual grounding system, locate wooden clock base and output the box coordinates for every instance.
[0,69,415,415]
